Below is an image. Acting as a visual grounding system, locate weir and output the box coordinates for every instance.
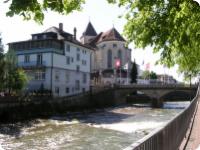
[123,83,200,150]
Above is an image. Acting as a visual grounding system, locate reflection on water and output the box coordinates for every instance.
[0,102,189,150]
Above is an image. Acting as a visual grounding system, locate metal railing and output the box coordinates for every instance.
[18,61,46,67]
[124,82,200,150]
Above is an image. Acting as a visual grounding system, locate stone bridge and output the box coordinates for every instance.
[114,84,197,107]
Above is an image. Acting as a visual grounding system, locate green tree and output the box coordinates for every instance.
[142,70,150,79]
[130,61,138,83]
[11,69,28,92]
[4,49,28,94]
[0,34,3,54]
[142,70,157,79]
[117,0,200,78]
[149,71,157,80]
[5,0,85,24]
[0,34,6,91]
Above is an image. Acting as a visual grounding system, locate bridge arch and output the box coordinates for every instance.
[160,90,195,101]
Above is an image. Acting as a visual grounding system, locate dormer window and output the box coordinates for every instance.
[43,34,47,39]
[32,36,38,40]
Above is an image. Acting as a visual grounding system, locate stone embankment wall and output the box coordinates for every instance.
[0,88,194,123]
[0,89,121,123]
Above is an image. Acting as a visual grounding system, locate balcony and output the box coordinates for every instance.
[18,61,46,69]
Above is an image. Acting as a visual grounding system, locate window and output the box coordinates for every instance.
[55,87,59,94]
[77,53,80,61]
[35,71,45,80]
[83,73,87,83]
[82,60,87,65]
[113,44,117,48]
[24,55,30,63]
[77,48,80,52]
[43,34,47,39]
[65,44,70,52]
[66,56,70,65]
[37,54,42,65]
[66,87,70,93]
[55,71,60,81]
[82,50,86,54]
[76,65,80,72]
[32,36,37,40]
[107,50,112,68]
[71,57,74,63]
[118,50,122,66]
[66,72,70,83]
[101,44,106,49]
[75,80,80,91]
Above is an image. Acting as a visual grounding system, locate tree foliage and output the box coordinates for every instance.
[142,70,157,80]
[142,70,150,79]
[149,71,157,80]
[130,61,138,83]
[0,34,5,90]
[117,0,200,78]
[0,34,3,54]
[5,0,85,23]
[0,47,28,94]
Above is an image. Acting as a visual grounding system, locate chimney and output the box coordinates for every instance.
[73,27,77,40]
[59,23,63,32]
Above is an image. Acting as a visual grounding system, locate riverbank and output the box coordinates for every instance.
[0,89,154,123]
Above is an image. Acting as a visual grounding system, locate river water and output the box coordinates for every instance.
[0,102,190,150]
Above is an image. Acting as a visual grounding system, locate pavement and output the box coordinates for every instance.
[183,95,200,150]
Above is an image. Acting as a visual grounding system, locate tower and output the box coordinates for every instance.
[80,22,97,44]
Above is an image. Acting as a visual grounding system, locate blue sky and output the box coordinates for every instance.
[0,0,183,81]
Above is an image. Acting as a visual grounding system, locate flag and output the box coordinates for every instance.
[115,59,121,68]
[123,63,128,70]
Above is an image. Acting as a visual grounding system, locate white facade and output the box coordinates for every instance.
[93,41,131,71]
[16,41,91,97]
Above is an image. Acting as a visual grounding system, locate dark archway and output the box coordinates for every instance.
[161,90,196,101]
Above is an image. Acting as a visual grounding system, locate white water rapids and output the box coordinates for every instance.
[0,102,190,150]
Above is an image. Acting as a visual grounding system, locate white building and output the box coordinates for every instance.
[9,23,92,97]
[81,22,132,85]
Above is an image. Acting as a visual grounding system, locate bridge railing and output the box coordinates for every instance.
[124,82,200,150]
[119,83,197,89]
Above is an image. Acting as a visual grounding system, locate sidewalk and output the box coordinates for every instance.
[183,96,200,150]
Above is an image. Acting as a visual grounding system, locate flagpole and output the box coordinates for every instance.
[126,63,128,85]
[120,66,121,85]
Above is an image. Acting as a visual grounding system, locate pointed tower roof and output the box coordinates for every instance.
[82,22,97,36]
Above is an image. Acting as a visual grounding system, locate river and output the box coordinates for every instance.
[0,102,190,150]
